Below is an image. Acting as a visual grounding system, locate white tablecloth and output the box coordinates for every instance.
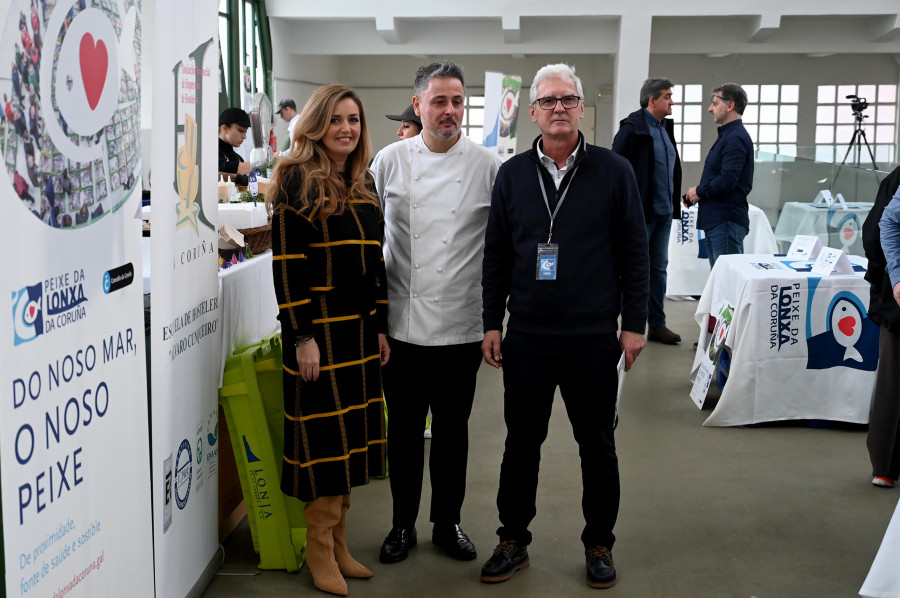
[667,204,778,296]
[860,496,900,598]
[690,253,877,426]
[217,252,280,387]
[773,201,874,257]
[141,203,269,229]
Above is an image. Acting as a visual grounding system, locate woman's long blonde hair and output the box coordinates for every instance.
[266,84,377,220]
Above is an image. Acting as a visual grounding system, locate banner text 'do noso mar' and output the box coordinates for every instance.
[0,0,154,597]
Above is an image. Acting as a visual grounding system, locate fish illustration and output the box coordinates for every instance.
[838,215,860,250]
[830,298,863,362]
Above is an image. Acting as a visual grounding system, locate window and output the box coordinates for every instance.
[815,84,897,165]
[462,96,485,144]
[218,0,272,111]
[670,84,703,162]
[741,84,798,158]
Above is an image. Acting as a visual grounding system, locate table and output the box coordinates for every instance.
[773,201,874,256]
[690,253,878,427]
[216,252,280,387]
[141,203,269,229]
[860,496,900,597]
[667,204,778,296]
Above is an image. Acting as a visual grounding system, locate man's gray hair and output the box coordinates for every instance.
[640,78,674,109]
[414,60,465,97]
[529,63,584,104]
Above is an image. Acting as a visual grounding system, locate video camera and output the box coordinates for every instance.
[846,94,869,114]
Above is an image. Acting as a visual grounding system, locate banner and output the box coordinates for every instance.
[0,0,154,596]
[149,0,222,596]
[482,71,521,162]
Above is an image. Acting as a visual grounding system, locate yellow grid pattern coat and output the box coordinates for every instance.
[271,170,388,501]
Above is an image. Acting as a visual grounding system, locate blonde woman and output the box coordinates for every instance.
[268,84,389,596]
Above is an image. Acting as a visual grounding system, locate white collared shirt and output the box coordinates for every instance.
[536,141,578,190]
[371,134,502,345]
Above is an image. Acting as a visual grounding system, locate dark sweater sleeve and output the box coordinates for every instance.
[271,173,315,343]
[613,164,650,334]
[482,168,514,333]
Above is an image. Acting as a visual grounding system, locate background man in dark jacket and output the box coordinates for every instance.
[480,63,649,590]
[612,77,682,345]
[863,165,900,488]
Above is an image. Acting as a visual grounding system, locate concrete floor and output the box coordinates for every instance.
[202,299,898,598]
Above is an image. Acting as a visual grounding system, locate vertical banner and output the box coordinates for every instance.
[482,71,521,162]
[0,0,153,597]
[149,0,222,596]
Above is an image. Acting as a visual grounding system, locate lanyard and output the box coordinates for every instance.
[536,165,578,243]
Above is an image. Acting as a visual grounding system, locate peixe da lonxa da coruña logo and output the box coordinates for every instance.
[12,269,88,345]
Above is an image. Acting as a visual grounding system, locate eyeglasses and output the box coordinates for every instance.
[710,95,728,104]
[533,95,582,110]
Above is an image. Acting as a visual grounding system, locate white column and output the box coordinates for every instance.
[612,13,652,136]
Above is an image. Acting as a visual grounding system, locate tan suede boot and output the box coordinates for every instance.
[333,494,373,579]
[304,496,348,596]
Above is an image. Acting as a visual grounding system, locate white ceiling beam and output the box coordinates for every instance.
[748,14,781,43]
[376,15,402,45]
[502,15,521,44]
[870,14,900,42]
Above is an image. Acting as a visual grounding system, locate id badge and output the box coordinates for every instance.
[536,243,559,280]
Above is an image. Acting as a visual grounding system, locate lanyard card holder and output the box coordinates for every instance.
[536,243,559,280]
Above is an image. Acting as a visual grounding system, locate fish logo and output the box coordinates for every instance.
[12,283,44,345]
[836,214,860,251]
[829,297,863,362]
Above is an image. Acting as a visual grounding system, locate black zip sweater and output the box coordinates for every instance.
[482,133,650,336]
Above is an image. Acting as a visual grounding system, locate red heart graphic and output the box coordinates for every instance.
[28,305,35,318]
[79,34,108,110]
[843,227,854,241]
[838,315,856,337]
[506,98,513,112]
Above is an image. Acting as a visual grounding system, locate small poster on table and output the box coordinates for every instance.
[690,301,734,409]
[787,235,823,260]
[810,246,854,277]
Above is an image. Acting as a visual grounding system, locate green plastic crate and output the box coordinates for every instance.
[219,334,307,571]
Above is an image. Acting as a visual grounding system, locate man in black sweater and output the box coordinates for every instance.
[612,77,682,345]
[480,63,649,590]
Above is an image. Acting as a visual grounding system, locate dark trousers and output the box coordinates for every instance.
[497,330,621,550]
[868,327,900,480]
[381,338,482,528]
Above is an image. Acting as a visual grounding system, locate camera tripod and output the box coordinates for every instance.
[832,110,878,189]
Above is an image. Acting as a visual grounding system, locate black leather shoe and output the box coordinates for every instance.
[432,524,477,560]
[585,546,616,589]
[379,527,417,563]
[648,326,681,345]
[480,540,529,583]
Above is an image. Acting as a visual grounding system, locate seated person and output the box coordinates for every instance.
[218,107,250,186]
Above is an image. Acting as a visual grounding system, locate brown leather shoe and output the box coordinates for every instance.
[585,546,616,589]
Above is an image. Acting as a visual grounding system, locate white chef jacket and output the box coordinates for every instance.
[372,134,502,346]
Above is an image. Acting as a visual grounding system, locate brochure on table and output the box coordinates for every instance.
[690,301,734,408]
[810,247,855,276]
[812,189,848,209]
[786,235,823,260]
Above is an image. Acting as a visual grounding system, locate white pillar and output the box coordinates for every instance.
[612,13,652,136]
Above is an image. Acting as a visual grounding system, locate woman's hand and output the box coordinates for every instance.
[297,338,321,382]
[378,333,390,366]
